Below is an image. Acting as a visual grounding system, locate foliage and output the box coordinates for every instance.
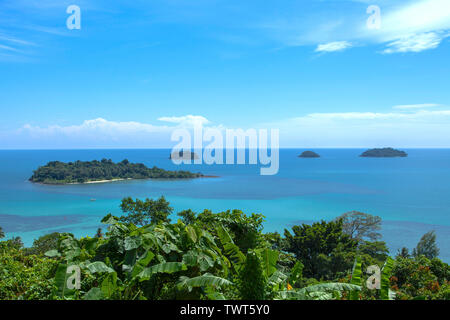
[95,228,103,238]
[0,200,448,301]
[238,251,267,300]
[24,232,60,256]
[177,209,197,225]
[380,256,394,300]
[283,219,357,279]
[0,242,58,299]
[338,211,382,242]
[349,256,362,300]
[196,209,266,254]
[2,236,24,250]
[118,196,173,226]
[29,159,202,184]
[360,148,407,158]
[396,247,410,259]
[391,255,450,300]
[413,230,440,260]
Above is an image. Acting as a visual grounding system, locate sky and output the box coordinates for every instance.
[0,0,450,148]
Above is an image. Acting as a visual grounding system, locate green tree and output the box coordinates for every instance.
[177,209,197,225]
[238,251,267,300]
[0,226,4,239]
[391,255,449,300]
[119,196,173,226]
[0,243,58,299]
[396,247,410,259]
[413,230,440,259]
[95,228,103,238]
[27,232,60,255]
[197,209,265,254]
[358,240,389,265]
[337,211,382,242]
[283,220,357,279]
[4,236,24,250]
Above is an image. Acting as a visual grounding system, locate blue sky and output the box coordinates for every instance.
[1,0,450,148]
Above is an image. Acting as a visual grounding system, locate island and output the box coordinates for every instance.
[169,150,200,160]
[298,151,320,158]
[360,148,408,158]
[29,159,203,184]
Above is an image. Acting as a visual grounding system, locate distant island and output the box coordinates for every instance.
[298,151,320,158]
[29,159,203,184]
[169,150,200,160]
[360,148,408,158]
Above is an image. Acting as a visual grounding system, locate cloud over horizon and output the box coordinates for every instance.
[5,116,214,149]
[3,107,450,149]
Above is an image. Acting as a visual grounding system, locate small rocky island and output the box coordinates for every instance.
[29,159,203,184]
[360,148,408,158]
[298,151,320,158]
[169,150,200,160]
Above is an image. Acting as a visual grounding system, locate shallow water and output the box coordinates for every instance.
[0,148,449,261]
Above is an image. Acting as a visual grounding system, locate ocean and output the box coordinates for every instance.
[0,148,449,262]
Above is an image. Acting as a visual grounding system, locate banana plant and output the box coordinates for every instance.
[381,256,395,300]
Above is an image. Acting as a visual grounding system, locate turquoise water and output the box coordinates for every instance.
[0,149,449,262]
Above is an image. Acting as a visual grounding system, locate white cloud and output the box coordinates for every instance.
[261,0,450,54]
[393,103,441,110]
[0,34,35,46]
[0,44,22,53]
[21,118,161,135]
[380,0,450,37]
[158,115,210,127]
[364,0,450,53]
[285,110,450,123]
[5,110,450,148]
[9,116,215,148]
[263,108,450,147]
[315,41,353,52]
[382,32,446,53]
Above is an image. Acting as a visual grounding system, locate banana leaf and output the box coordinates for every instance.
[381,256,394,300]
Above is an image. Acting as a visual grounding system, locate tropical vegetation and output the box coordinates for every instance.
[0,202,448,300]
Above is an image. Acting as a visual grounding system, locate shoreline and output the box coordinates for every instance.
[30,175,219,185]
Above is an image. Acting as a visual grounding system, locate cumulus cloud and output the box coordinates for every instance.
[5,108,450,149]
[315,41,353,52]
[7,115,214,149]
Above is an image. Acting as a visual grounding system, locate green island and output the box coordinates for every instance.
[1,200,448,300]
[298,151,320,158]
[360,148,408,158]
[29,159,203,184]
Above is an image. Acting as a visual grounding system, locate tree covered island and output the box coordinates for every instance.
[298,151,320,158]
[360,148,408,158]
[29,159,203,184]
